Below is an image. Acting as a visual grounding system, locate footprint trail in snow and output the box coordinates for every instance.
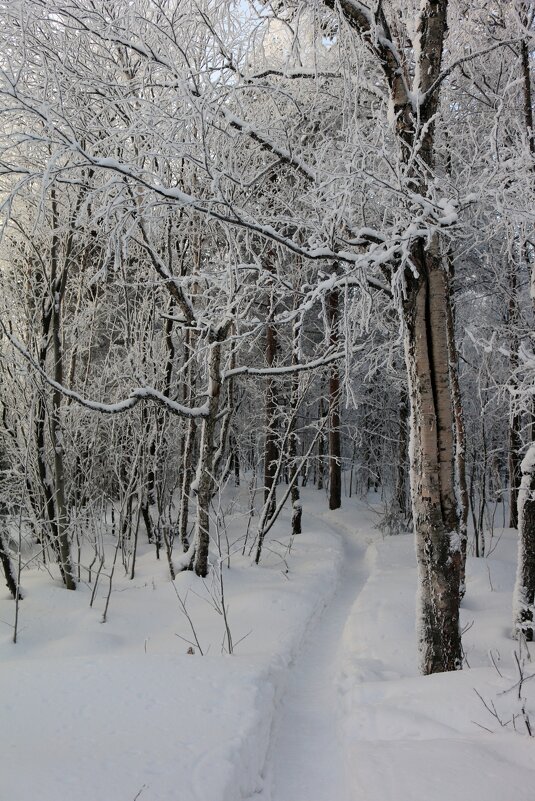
[261,517,367,801]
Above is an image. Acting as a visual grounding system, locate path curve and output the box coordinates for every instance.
[257,513,370,801]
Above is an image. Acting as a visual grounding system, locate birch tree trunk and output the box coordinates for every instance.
[512,22,535,641]
[514,446,535,640]
[404,246,462,672]
[324,0,463,672]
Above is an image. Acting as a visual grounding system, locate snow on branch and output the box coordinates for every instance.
[224,347,350,380]
[1,325,210,419]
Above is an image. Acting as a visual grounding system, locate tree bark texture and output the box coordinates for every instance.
[404,245,462,673]
[192,326,228,578]
[0,529,18,599]
[508,259,521,529]
[50,195,76,590]
[509,414,522,530]
[514,445,535,640]
[288,345,302,536]
[264,319,278,521]
[327,286,342,510]
[513,31,535,639]
[445,268,469,593]
[179,330,197,551]
[327,0,462,672]
[394,389,411,525]
[317,397,325,491]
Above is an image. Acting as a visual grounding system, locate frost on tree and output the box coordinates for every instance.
[0,0,530,674]
[321,0,463,672]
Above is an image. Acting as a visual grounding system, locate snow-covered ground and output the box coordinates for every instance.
[339,513,535,801]
[1,490,534,801]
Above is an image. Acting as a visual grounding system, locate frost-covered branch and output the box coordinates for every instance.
[1,326,210,419]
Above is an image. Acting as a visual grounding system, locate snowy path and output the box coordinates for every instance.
[260,515,369,801]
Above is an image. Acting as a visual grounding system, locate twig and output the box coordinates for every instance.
[489,649,503,678]
[471,720,494,734]
[171,582,204,655]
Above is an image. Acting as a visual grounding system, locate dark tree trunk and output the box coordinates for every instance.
[230,435,240,487]
[509,418,522,529]
[508,258,521,529]
[394,388,410,524]
[264,318,278,520]
[192,325,229,578]
[34,395,62,562]
[50,194,75,590]
[0,529,18,599]
[317,397,325,491]
[327,285,342,510]
[445,266,469,593]
[288,339,302,536]
[179,330,197,552]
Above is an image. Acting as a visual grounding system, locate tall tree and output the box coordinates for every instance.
[318,0,462,672]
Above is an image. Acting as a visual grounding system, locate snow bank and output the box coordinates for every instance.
[4,492,532,801]
[338,525,535,801]
[0,502,344,801]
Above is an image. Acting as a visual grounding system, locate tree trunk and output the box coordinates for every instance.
[317,397,325,491]
[34,395,61,560]
[230,435,240,487]
[327,286,342,510]
[288,342,302,536]
[179,417,196,550]
[445,267,469,594]
[394,388,410,525]
[508,257,521,529]
[264,318,278,520]
[512,24,535,639]
[322,0,461,673]
[514,445,535,640]
[50,193,75,590]
[192,327,227,577]
[51,307,76,590]
[404,244,462,673]
[509,413,522,529]
[179,329,197,551]
[0,528,18,599]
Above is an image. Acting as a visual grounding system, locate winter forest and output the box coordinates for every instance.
[0,1,534,799]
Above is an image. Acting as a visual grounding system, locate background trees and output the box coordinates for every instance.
[0,0,533,672]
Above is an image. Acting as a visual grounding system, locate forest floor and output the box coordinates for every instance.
[1,488,534,801]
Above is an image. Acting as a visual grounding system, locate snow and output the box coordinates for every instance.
[437,197,459,227]
[1,491,533,801]
[339,521,535,801]
[0,493,343,801]
[520,443,535,475]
